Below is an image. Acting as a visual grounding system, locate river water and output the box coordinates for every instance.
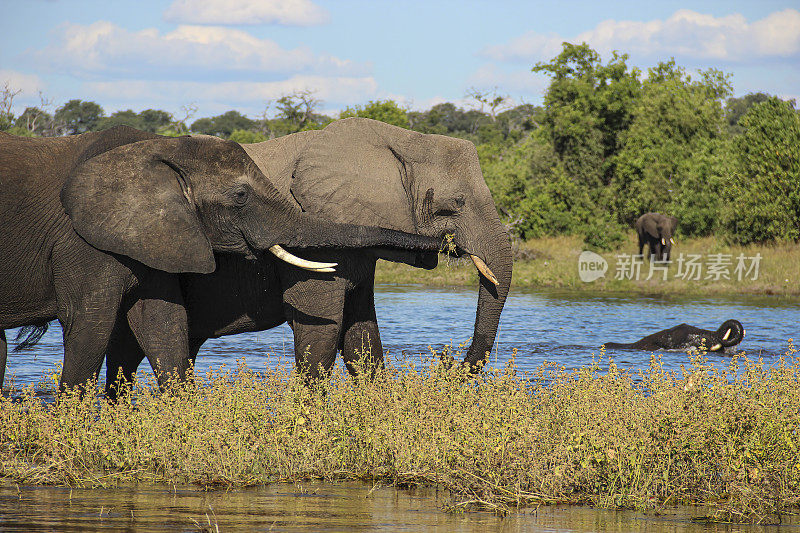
[2,286,797,531]
[0,481,792,532]
[3,285,797,388]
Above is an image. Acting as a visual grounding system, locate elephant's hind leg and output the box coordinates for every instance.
[125,273,191,390]
[0,330,6,391]
[341,281,383,379]
[105,321,146,401]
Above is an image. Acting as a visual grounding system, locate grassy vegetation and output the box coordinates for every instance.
[376,235,800,296]
[2,345,799,524]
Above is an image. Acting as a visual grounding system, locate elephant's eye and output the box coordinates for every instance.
[435,195,466,217]
[232,186,249,206]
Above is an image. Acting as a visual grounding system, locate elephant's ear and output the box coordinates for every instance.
[61,138,215,274]
[668,216,679,234]
[289,118,418,231]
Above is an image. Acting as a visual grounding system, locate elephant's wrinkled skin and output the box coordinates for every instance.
[104,118,513,392]
[0,126,441,392]
[604,320,745,352]
[636,212,678,261]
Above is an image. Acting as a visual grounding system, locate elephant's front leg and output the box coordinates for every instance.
[282,277,347,381]
[54,256,128,392]
[341,277,383,379]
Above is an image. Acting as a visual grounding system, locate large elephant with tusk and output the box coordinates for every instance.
[0,126,441,393]
[103,118,512,394]
[636,212,678,261]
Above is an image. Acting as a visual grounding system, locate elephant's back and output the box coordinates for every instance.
[242,130,322,203]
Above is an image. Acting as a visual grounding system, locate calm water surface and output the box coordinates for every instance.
[0,482,795,532]
[4,286,797,387]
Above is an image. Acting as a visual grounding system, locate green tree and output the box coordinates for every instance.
[725,92,771,135]
[612,61,733,233]
[533,43,642,194]
[339,99,410,128]
[410,103,490,137]
[191,110,255,138]
[15,106,53,135]
[54,99,104,134]
[228,129,268,144]
[270,90,330,134]
[723,98,800,243]
[98,109,144,131]
[0,82,21,131]
[139,109,173,133]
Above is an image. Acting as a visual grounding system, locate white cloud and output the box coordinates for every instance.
[0,70,48,114]
[32,21,366,80]
[468,64,549,97]
[0,70,44,94]
[483,8,800,64]
[85,76,380,116]
[163,0,329,26]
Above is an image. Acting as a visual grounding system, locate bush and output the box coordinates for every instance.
[1,348,799,523]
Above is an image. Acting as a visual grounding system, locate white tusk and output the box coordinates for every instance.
[269,245,337,272]
[722,329,731,341]
[710,343,722,351]
[470,255,499,286]
[661,238,666,245]
[670,238,675,244]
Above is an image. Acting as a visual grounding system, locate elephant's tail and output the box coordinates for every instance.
[13,321,50,352]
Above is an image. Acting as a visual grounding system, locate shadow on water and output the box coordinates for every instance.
[3,287,798,388]
[0,482,792,532]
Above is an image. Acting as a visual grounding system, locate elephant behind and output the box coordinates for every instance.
[0,127,441,393]
[636,212,678,261]
[104,118,513,393]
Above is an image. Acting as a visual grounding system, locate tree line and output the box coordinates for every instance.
[2,42,798,247]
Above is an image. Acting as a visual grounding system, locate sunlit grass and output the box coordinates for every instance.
[375,234,800,296]
[1,342,799,524]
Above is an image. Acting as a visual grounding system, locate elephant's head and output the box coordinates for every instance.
[657,215,678,258]
[60,135,441,275]
[716,319,745,348]
[245,118,513,368]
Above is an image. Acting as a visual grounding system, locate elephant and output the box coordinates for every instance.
[102,117,512,395]
[604,319,745,352]
[0,126,442,393]
[636,212,678,261]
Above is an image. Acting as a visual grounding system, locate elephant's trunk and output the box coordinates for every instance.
[247,202,443,253]
[458,207,513,369]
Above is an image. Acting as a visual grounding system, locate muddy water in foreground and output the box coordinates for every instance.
[0,482,792,532]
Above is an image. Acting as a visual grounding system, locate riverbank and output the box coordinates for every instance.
[375,235,800,297]
[2,350,798,524]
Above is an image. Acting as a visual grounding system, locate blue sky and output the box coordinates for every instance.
[1,0,798,119]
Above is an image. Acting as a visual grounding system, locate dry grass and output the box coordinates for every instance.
[2,342,799,524]
[376,235,800,296]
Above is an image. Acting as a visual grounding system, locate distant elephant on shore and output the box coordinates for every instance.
[636,212,678,261]
[604,320,745,352]
[103,118,512,396]
[0,126,441,393]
